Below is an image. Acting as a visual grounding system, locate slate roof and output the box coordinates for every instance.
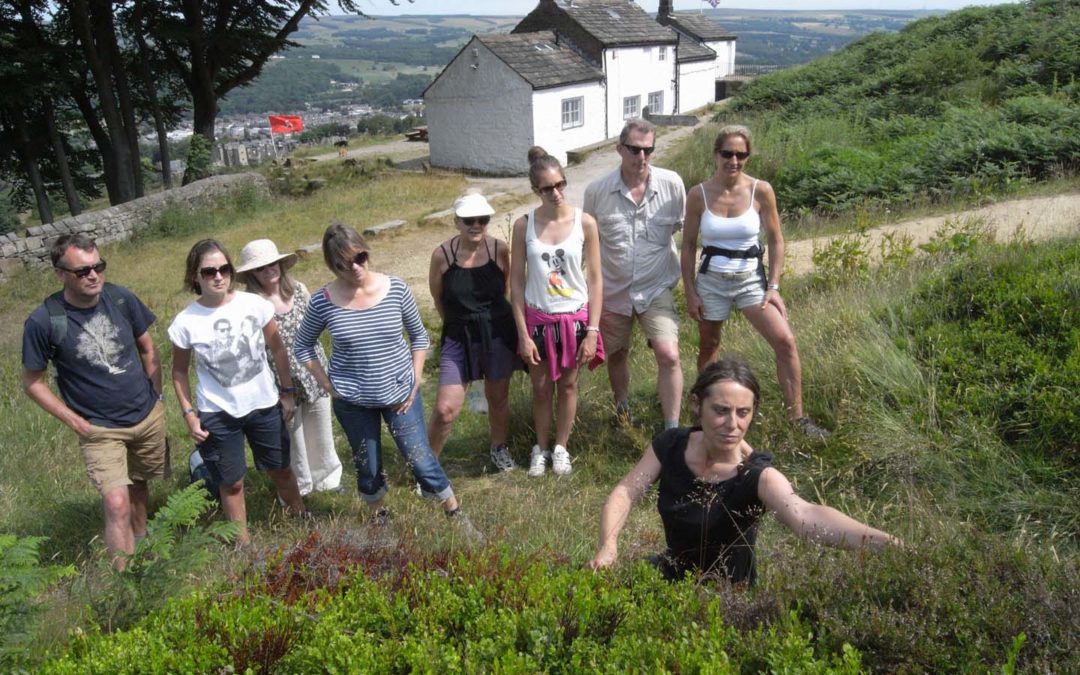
[477,32,605,90]
[675,36,716,63]
[661,12,736,41]
[516,0,676,48]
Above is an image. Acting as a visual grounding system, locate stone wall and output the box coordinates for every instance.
[0,173,270,281]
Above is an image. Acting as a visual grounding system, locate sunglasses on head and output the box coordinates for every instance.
[719,150,750,160]
[537,179,568,196]
[335,250,369,271]
[199,263,233,279]
[460,216,490,226]
[621,143,655,156]
[56,260,107,278]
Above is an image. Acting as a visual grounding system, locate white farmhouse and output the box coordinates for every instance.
[424,32,605,174]
[425,0,737,174]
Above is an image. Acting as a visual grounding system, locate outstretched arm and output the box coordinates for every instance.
[758,467,900,550]
[588,445,663,569]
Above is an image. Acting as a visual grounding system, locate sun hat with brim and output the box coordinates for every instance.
[453,193,496,218]
[235,239,298,273]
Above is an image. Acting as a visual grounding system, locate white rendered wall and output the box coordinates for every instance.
[603,45,675,138]
[678,60,716,113]
[705,39,736,77]
[531,81,606,166]
[425,40,534,174]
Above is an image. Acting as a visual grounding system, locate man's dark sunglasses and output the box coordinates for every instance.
[621,143,655,156]
[335,250,370,271]
[56,260,107,278]
[719,150,750,160]
[461,216,490,226]
[199,263,233,278]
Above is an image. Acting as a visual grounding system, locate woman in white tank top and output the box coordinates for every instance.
[680,125,831,440]
[511,149,604,477]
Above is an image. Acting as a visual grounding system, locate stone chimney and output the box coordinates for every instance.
[658,0,673,20]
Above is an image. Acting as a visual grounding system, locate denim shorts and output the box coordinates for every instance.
[695,269,766,322]
[197,405,290,486]
[438,336,518,386]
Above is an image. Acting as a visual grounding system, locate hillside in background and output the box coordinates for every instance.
[218,10,926,115]
[669,0,1080,217]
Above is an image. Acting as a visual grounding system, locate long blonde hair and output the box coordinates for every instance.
[240,262,296,302]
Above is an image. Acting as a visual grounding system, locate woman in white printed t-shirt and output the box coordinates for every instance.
[510,147,605,478]
[169,239,305,545]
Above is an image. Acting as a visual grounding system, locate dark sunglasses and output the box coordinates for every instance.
[199,263,233,279]
[335,250,369,271]
[56,260,107,278]
[719,150,750,160]
[621,143,655,156]
[461,216,490,226]
[537,179,568,196]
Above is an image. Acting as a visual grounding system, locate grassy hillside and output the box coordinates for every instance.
[0,154,1075,669]
[671,0,1080,227]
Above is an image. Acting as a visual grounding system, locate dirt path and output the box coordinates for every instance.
[323,123,1080,314]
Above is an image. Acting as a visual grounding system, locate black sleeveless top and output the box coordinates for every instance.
[439,236,517,358]
[652,427,772,584]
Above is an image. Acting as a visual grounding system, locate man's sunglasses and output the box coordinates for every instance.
[719,150,750,160]
[199,264,234,278]
[335,250,370,271]
[621,143,655,156]
[56,260,107,278]
[537,180,568,196]
[460,216,490,226]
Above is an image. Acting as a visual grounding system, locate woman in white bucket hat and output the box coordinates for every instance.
[236,238,343,496]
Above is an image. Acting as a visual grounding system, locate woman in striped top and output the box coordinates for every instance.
[294,224,480,535]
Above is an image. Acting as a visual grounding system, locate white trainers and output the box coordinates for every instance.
[489,443,517,472]
[551,445,572,475]
[527,445,548,477]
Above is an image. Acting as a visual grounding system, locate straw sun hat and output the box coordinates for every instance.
[235,239,298,274]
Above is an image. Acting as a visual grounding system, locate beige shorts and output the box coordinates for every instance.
[79,401,170,494]
[600,288,680,354]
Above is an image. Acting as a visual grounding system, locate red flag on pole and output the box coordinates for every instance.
[268,115,304,133]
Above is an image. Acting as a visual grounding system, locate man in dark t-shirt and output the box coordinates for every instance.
[21,234,168,570]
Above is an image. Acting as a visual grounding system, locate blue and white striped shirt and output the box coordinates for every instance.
[294,277,430,407]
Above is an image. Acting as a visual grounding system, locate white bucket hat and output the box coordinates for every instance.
[235,239,298,273]
[453,192,496,218]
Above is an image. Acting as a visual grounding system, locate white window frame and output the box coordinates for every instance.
[561,96,584,129]
[622,95,640,120]
[648,90,664,115]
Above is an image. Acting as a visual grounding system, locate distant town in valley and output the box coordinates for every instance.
[195,9,934,169]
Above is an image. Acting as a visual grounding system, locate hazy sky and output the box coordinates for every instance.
[357,0,1018,16]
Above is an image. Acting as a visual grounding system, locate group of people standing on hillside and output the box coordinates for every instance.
[22,118,899,583]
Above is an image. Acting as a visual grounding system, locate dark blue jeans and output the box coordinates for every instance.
[332,393,453,503]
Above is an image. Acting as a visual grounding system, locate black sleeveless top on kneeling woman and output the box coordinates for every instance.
[652,427,773,584]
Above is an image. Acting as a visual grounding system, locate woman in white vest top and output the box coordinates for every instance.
[510,148,605,478]
[681,125,830,441]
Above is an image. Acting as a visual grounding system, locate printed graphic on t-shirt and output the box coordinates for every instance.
[542,249,573,298]
[76,313,130,375]
[193,315,266,388]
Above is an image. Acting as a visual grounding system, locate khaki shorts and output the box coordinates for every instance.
[600,288,680,354]
[80,401,170,494]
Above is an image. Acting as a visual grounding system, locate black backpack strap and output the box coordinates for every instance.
[102,283,137,336]
[43,292,68,358]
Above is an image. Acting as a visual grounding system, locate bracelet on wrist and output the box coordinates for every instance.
[767,283,780,291]
[182,407,196,417]
[585,326,600,333]
[280,386,296,395]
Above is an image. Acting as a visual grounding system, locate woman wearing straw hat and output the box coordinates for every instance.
[427,192,522,472]
[236,239,343,496]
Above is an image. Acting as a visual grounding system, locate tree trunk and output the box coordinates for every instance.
[8,111,54,225]
[43,101,83,216]
[71,85,121,205]
[132,0,172,189]
[101,8,144,198]
[68,0,139,204]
